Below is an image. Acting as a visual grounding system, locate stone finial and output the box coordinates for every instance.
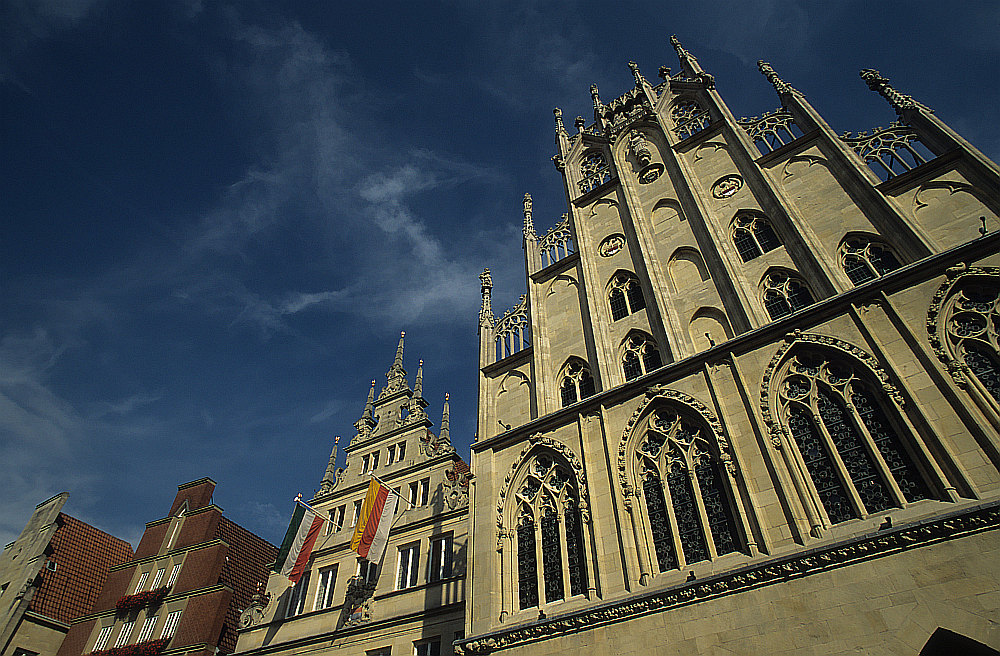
[574,115,586,132]
[590,84,602,109]
[670,34,697,67]
[658,65,671,80]
[860,69,921,113]
[414,360,424,398]
[479,268,494,328]
[440,393,451,445]
[553,107,566,135]
[757,60,797,95]
[522,193,536,240]
[628,60,644,86]
[319,435,341,493]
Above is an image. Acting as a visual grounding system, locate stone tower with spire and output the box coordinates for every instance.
[236,334,471,656]
[462,37,1000,655]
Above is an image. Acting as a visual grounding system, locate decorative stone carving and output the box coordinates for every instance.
[522,193,536,241]
[759,331,905,449]
[239,585,271,628]
[342,575,376,627]
[444,466,471,510]
[598,234,626,258]
[859,69,923,113]
[757,60,797,95]
[626,129,663,183]
[711,175,742,199]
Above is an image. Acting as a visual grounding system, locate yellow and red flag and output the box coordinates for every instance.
[350,478,399,562]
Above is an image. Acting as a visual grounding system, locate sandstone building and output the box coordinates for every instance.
[235,337,470,656]
[0,494,133,656]
[457,37,1000,655]
[57,478,276,656]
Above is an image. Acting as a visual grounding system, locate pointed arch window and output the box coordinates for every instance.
[840,236,901,285]
[578,150,611,194]
[622,333,663,381]
[559,359,595,407]
[636,410,742,572]
[762,271,814,320]
[608,272,646,321]
[942,282,1000,404]
[670,99,711,140]
[514,453,587,609]
[732,213,781,262]
[778,351,933,525]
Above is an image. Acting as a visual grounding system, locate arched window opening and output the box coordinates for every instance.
[636,409,742,571]
[942,284,1000,404]
[732,213,781,262]
[670,99,711,140]
[778,352,933,525]
[559,359,595,407]
[578,151,611,194]
[762,271,814,320]
[608,272,646,321]
[513,453,587,609]
[841,236,901,285]
[622,334,663,381]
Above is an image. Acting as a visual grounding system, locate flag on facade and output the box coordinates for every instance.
[274,499,325,584]
[350,478,399,563]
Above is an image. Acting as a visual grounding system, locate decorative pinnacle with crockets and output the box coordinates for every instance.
[479,268,494,328]
[523,193,536,241]
[757,60,797,95]
[860,69,921,113]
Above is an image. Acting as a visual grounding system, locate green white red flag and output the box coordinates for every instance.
[350,478,399,562]
[274,499,325,584]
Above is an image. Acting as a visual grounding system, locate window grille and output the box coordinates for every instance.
[578,151,611,194]
[94,626,113,651]
[622,334,662,381]
[166,564,181,587]
[559,359,596,407]
[150,568,165,589]
[762,271,814,320]
[608,272,646,321]
[670,99,711,140]
[779,352,934,524]
[540,508,564,603]
[137,615,158,643]
[732,214,781,262]
[114,621,134,648]
[642,475,677,572]
[134,571,149,593]
[841,237,901,285]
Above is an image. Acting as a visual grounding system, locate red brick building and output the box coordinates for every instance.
[56,479,276,656]
[1,493,133,656]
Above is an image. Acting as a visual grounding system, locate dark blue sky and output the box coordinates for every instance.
[2,0,998,547]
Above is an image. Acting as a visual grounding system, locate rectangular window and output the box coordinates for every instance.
[396,544,419,590]
[285,570,311,617]
[397,442,405,462]
[160,610,182,639]
[134,572,149,593]
[387,445,396,465]
[358,559,378,584]
[334,505,346,531]
[367,648,391,656]
[93,626,113,651]
[408,482,418,507]
[114,621,135,648]
[137,615,158,643]
[370,451,379,470]
[414,639,441,656]
[313,565,338,610]
[362,454,370,473]
[150,567,165,589]
[352,500,362,527]
[429,536,453,582]
[166,564,181,587]
[418,478,429,506]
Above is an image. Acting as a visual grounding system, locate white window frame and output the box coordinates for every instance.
[396,544,419,590]
[313,565,338,610]
[352,500,362,527]
[166,563,181,587]
[370,451,380,470]
[134,571,149,593]
[414,638,441,656]
[334,505,345,531]
[160,610,182,639]
[137,615,158,643]
[150,567,166,589]
[362,454,370,473]
[418,478,429,506]
[358,559,378,584]
[114,621,135,648]
[387,445,396,465]
[408,481,418,507]
[93,626,113,651]
[397,441,406,462]
[285,570,311,618]
[429,535,452,582]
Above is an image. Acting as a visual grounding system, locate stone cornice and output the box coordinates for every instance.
[456,500,1000,654]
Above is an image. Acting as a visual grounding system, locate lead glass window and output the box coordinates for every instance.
[778,351,933,525]
[732,213,782,262]
[608,272,646,320]
[762,271,814,320]
[942,284,1000,405]
[841,237,901,285]
[516,516,538,610]
[559,359,595,407]
[622,334,662,381]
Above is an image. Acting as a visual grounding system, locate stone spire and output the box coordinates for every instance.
[757,60,798,96]
[628,60,645,86]
[414,359,424,398]
[522,193,536,241]
[553,107,566,135]
[670,34,697,69]
[479,268,494,328]
[388,331,405,376]
[439,393,451,446]
[860,69,924,114]
[354,381,377,441]
[363,380,375,421]
[319,436,341,494]
[381,331,411,397]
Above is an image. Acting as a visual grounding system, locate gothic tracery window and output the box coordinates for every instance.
[514,453,586,609]
[559,359,596,407]
[636,409,741,572]
[942,283,1000,404]
[670,99,711,140]
[608,272,646,321]
[732,213,782,262]
[622,333,663,381]
[578,151,611,194]
[762,271,814,320]
[840,236,902,285]
[778,351,933,525]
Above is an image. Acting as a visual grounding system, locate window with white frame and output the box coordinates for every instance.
[396,441,405,462]
[314,565,338,610]
[362,454,370,473]
[358,559,378,584]
[370,451,380,471]
[150,567,165,589]
[285,570,311,618]
[114,621,135,648]
[429,535,453,582]
[396,544,419,589]
[333,505,346,532]
[408,479,429,507]
[93,626,113,651]
[134,571,149,593]
[414,638,441,656]
[160,610,182,639]
[352,500,362,527]
[166,564,181,587]
[137,615,158,643]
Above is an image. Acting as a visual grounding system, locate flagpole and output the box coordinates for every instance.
[368,473,416,511]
